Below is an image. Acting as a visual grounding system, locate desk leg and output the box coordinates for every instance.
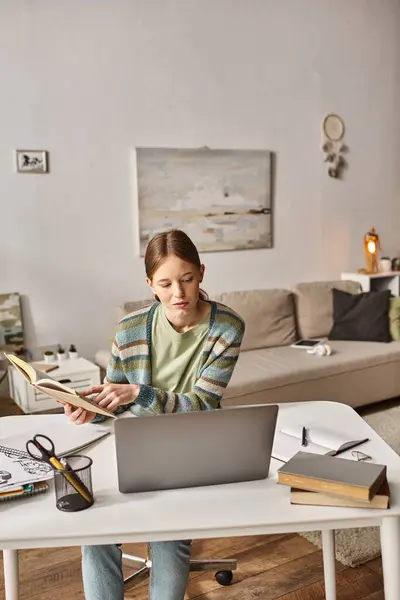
[3,549,19,600]
[381,517,400,600]
[321,530,336,600]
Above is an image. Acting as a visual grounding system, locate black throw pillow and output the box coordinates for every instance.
[328,288,391,343]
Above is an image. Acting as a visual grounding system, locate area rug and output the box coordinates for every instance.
[300,400,400,567]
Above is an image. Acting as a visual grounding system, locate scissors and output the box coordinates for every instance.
[26,434,63,467]
[26,434,93,505]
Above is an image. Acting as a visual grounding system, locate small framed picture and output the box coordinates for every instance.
[15,149,48,174]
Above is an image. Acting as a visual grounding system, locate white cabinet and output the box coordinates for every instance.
[8,357,101,414]
[341,272,400,296]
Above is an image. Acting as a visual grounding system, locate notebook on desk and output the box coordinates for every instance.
[272,424,370,462]
[0,481,49,503]
[0,421,109,492]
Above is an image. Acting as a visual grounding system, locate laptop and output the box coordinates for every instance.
[114,404,278,493]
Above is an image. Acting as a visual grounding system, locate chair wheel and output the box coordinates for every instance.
[215,570,233,586]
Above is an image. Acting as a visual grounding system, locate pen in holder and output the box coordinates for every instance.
[54,455,94,512]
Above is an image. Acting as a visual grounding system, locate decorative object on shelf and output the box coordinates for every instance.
[392,257,400,272]
[363,227,381,273]
[15,149,48,174]
[43,350,55,364]
[379,257,392,273]
[68,344,78,360]
[56,344,66,362]
[321,114,347,179]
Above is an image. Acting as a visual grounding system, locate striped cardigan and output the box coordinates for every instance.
[106,301,245,416]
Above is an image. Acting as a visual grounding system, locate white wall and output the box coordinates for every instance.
[1,0,400,359]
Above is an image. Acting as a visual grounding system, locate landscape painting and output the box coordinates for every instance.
[0,293,24,353]
[136,147,272,255]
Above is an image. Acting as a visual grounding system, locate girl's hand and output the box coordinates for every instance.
[64,403,95,425]
[80,383,139,412]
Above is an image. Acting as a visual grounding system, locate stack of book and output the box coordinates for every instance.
[277,451,390,510]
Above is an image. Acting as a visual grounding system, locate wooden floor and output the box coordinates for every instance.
[0,535,384,600]
[0,395,385,599]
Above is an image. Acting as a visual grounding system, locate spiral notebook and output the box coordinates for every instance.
[0,422,110,492]
[0,481,49,503]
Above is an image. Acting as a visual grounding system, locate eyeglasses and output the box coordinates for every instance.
[351,450,372,462]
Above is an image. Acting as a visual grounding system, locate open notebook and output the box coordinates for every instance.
[272,424,369,463]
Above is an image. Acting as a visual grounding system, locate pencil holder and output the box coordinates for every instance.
[54,455,94,512]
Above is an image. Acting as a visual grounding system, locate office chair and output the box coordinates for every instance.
[122,551,237,586]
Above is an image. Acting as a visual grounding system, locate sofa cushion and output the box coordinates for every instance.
[116,298,154,323]
[115,289,297,351]
[214,289,297,351]
[293,280,362,339]
[329,288,391,343]
[224,340,400,400]
[389,297,400,341]
[94,349,111,371]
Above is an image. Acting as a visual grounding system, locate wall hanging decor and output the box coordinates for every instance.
[135,147,272,254]
[15,149,48,174]
[322,114,347,178]
[0,292,24,354]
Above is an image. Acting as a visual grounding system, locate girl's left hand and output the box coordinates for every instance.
[80,383,139,412]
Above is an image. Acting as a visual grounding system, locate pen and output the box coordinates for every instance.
[49,455,93,504]
[326,438,370,457]
[301,426,308,447]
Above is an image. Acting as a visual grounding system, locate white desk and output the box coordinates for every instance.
[1,401,400,600]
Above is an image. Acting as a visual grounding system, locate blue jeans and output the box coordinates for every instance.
[82,540,191,600]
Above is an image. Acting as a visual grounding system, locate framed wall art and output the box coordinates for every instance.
[135,147,272,255]
[15,149,48,174]
[0,292,24,354]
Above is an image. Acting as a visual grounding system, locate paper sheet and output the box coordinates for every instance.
[272,431,331,462]
[272,425,359,462]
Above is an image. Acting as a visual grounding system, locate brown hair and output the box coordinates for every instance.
[145,229,208,301]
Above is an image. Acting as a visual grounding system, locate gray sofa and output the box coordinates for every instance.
[95,280,400,410]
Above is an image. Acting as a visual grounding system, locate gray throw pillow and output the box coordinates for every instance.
[328,288,391,343]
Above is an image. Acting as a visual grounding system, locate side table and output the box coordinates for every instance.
[341,271,400,295]
[8,357,101,414]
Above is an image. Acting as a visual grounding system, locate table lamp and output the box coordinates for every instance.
[363,228,380,273]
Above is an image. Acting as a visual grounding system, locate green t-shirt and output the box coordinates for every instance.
[151,304,210,393]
